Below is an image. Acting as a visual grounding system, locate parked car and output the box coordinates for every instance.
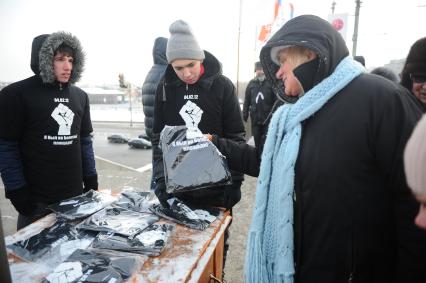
[138,133,151,141]
[107,134,128,144]
[128,138,152,149]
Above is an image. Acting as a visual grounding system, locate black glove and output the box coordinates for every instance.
[83,174,98,193]
[6,186,35,216]
[154,182,172,209]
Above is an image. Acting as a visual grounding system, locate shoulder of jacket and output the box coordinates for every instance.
[70,85,87,95]
[1,76,37,95]
[213,75,234,89]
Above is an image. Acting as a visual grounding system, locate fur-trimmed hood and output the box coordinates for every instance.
[30,31,85,84]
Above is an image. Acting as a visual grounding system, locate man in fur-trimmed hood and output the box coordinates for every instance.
[0,31,98,229]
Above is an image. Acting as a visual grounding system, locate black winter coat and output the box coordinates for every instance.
[0,32,94,204]
[141,37,168,139]
[242,77,276,125]
[152,51,245,209]
[214,15,426,283]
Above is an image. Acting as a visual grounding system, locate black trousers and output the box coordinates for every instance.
[252,124,266,149]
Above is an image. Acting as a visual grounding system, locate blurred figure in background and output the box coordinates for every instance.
[242,61,276,151]
[142,37,168,141]
[370,66,399,83]
[401,37,426,111]
[141,36,168,191]
[404,114,426,230]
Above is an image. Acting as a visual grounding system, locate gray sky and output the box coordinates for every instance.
[1,0,425,86]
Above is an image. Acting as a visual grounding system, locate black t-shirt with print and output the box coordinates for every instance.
[0,75,93,203]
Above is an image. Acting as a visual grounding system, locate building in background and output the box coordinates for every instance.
[82,87,125,104]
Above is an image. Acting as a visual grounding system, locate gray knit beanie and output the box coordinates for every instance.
[166,20,205,63]
[404,114,426,196]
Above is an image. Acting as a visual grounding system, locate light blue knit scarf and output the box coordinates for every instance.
[244,56,365,283]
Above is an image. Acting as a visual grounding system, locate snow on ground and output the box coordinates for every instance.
[90,103,144,123]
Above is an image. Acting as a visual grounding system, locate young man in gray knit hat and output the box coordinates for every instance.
[152,19,245,272]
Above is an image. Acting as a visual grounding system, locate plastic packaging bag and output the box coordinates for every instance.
[7,220,92,262]
[43,248,146,283]
[114,188,156,213]
[47,190,116,220]
[149,197,220,230]
[77,205,159,237]
[91,223,175,256]
[160,125,232,194]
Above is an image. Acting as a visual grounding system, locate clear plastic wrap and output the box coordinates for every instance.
[42,248,146,283]
[77,205,159,237]
[160,125,232,193]
[47,190,116,220]
[7,220,94,263]
[91,223,176,256]
[114,188,156,213]
[150,197,220,230]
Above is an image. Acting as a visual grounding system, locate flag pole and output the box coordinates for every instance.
[236,0,243,97]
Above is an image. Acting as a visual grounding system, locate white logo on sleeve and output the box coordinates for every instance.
[51,103,75,135]
[179,101,203,139]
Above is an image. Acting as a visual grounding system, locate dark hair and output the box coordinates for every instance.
[55,43,74,57]
[370,67,399,83]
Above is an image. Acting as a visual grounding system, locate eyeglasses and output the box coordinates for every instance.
[410,73,426,84]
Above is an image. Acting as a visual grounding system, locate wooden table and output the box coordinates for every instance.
[6,210,232,283]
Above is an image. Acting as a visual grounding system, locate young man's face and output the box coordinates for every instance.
[171,59,202,85]
[53,52,73,83]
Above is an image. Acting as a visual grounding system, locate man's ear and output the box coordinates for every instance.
[306,50,317,61]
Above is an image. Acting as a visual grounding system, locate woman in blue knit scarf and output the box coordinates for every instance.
[209,15,426,283]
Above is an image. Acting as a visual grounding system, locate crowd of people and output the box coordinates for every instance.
[1,13,426,283]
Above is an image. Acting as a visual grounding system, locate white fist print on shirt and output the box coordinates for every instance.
[51,103,75,135]
[179,101,203,139]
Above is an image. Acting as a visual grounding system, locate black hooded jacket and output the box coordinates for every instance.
[0,32,95,204]
[152,51,245,209]
[141,37,168,139]
[242,76,276,125]
[213,15,426,282]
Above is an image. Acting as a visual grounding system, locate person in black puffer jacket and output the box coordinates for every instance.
[142,37,168,140]
[142,37,168,191]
